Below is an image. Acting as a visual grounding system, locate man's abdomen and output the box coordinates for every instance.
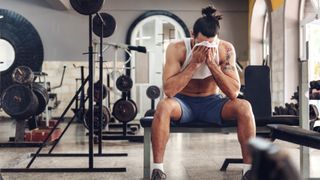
[180,76,219,97]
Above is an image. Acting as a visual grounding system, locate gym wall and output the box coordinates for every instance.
[270,4,285,107]
[249,0,300,108]
[0,0,248,117]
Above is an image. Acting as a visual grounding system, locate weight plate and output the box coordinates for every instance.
[146,85,160,99]
[112,99,137,123]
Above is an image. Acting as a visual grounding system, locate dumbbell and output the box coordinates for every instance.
[312,119,320,132]
[285,103,298,116]
[310,80,320,90]
[309,104,319,120]
[144,85,161,117]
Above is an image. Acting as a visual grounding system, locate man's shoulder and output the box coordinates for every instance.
[218,39,236,63]
[166,39,189,64]
[167,39,188,50]
[167,39,188,56]
[218,39,234,50]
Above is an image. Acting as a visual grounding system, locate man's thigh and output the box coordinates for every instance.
[170,95,195,123]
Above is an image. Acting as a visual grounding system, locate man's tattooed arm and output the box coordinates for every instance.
[222,47,236,72]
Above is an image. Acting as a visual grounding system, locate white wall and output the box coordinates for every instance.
[0,0,249,117]
[284,0,300,103]
[0,0,249,61]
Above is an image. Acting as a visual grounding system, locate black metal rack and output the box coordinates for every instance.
[0,13,126,173]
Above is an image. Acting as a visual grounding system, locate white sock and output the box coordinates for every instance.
[152,163,164,172]
[243,164,252,174]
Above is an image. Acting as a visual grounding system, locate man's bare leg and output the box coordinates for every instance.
[151,98,182,163]
[221,99,256,164]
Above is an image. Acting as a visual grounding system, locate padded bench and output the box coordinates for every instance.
[140,115,299,179]
[268,124,320,149]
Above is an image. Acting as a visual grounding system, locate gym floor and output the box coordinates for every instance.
[0,120,319,180]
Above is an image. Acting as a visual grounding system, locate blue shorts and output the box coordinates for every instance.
[173,93,229,125]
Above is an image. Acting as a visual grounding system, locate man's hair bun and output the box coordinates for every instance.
[202,6,222,20]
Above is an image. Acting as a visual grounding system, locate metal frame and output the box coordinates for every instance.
[98,121,143,142]
[0,14,126,173]
[299,17,315,179]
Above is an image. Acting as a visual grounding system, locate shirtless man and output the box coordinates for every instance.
[150,6,256,180]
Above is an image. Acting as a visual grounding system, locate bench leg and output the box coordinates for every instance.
[144,127,151,179]
[220,158,243,171]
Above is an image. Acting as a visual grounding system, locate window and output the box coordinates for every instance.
[262,12,270,65]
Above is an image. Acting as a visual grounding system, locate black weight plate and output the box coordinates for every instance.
[84,105,110,131]
[32,83,49,115]
[12,66,34,84]
[93,12,116,38]
[144,109,156,117]
[87,81,108,102]
[70,0,104,15]
[116,75,133,92]
[0,9,44,94]
[146,85,160,99]
[1,84,39,120]
[112,99,137,123]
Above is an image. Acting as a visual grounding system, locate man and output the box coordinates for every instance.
[150,6,256,180]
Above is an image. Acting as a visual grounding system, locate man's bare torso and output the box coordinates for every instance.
[174,38,229,97]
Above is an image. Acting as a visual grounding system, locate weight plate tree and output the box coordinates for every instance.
[0,9,44,94]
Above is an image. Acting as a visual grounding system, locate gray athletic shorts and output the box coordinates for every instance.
[173,93,229,125]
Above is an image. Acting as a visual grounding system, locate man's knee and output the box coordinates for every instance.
[154,99,175,120]
[232,99,253,117]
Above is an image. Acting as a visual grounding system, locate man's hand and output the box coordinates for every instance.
[205,48,219,67]
[190,46,210,67]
